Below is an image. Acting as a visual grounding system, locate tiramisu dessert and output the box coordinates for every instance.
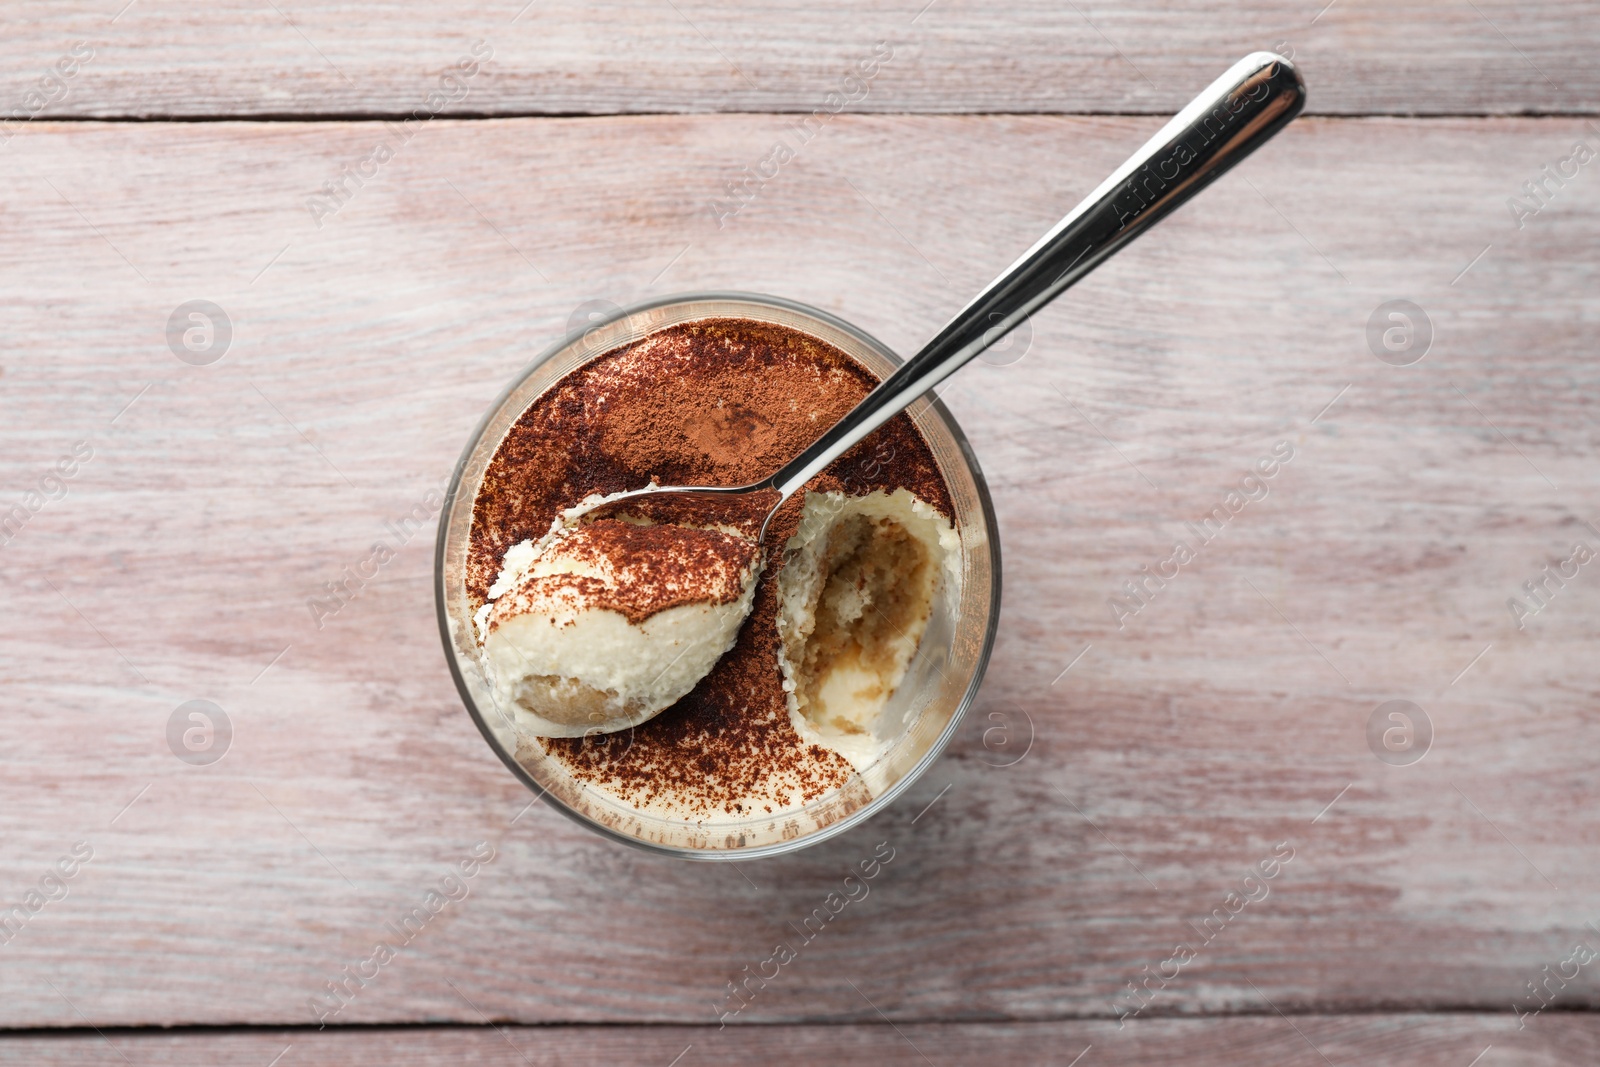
[467,318,959,824]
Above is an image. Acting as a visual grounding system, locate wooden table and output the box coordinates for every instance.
[3,2,1599,1063]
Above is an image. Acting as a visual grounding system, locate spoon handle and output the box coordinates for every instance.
[771,51,1306,501]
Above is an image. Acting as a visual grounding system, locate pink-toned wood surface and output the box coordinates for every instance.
[2,114,1598,1043]
[1,0,1596,117]
[0,1015,1595,1066]
[4,0,1600,1055]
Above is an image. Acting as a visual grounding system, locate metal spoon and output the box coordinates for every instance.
[572,52,1306,542]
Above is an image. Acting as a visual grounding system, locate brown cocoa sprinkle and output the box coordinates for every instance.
[468,317,954,816]
[486,519,758,629]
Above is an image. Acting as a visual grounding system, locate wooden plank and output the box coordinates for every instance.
[0,1,1596,118]
[0,1016,1595,1065]
[1,113,1599,1028]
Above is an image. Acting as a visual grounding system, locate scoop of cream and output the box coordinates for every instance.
[476,518,761,737]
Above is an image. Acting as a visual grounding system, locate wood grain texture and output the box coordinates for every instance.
[1,1015,1597,1065]
[1,1,1597,119]
[1,113,1599,1029]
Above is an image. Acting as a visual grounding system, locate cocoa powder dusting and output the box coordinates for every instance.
[468,318,953,818]
[486,519,757,629]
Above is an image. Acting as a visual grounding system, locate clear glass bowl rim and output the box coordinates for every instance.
[433,290,1003,860]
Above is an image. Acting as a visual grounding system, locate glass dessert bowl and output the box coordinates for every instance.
[436,293,1000,859]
